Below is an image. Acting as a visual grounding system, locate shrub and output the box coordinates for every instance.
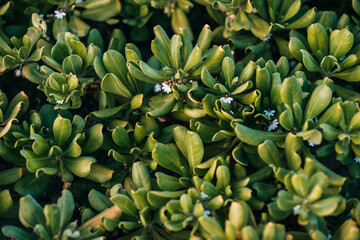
[1,0,360,239]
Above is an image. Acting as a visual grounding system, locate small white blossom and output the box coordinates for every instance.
[154,84,162,93]
[54,10,66,19]
[355,156,360,163]
[56,99,64,105]
[71,231,80,238]
[293,204,301,211]
[220,96,233,104]
[200,192,209,199]
[252,7,258,13]
[260,33,272,42]
[228,14,235,21]
[308,141,318,147]
[267,119,279,132]
[203,210,211,217]
[162,83,172,93]
[264,110,275,117]
[15,69,22,77]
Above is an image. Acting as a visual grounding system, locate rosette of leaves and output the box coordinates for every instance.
[42,72,85,109]
[45,0,121,38]
[23,31,100,108]
[110,161,189,239]
[317,100,360,177]
[268,158,346,233]
[128,25,227,119]
[0,26,43,75]
[0,91,29,138]
[119,0,153,42]
[233,78,341,172]
[1,190,105,239]
[152,126,251,203]
[160,194,257,239]
[207,0,316,58]
[105,117,158,168]
[289,23,360,83]
[19,111,113,183]
[200,56,302,122]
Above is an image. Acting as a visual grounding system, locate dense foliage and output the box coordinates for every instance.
[1,0,360,239]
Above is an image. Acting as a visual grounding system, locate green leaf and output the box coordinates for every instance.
[281,76,302,111]
[14,174,50,197]
[88,189,113,212]
[152,143,183,175]
[307,23,329,56]
[234,123,287,146]
[19,195,46,228]
[101,73,132,98]
[258,140,282,167]
[132,161,152,191]
[63,156,96,177]
[2,226,37,240]
[53,115,72,147]
[304,84,332,122]
[44,204,61,237]
[112,126,132,149]
[110,194,138,218]
[62,54,83,75]
[82,124,103,154]
[186,131,204,174]
[57,190,75,231]
[329,28,354,59]
[0,168,22,185]
[0,190,12,216]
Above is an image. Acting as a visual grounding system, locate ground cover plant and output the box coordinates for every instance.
[1,0,360,239]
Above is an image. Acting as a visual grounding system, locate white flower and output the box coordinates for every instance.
[162,83,172,93]
[54,10,66,19]
[228,14,235,21]
[260,33,272,42]
[200,192,209,199]
[15,69,22,77]
[355,156,360,163]
[264,109,275,117]
[71,231,80,238]
[267,119,279,132]
[293,204,301,211]
[308,141,318,147]
[56,99,64,105]
[252,7,258,13]
[220,96,233,104]
[154,84,162,93]
[203,210,211,217]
